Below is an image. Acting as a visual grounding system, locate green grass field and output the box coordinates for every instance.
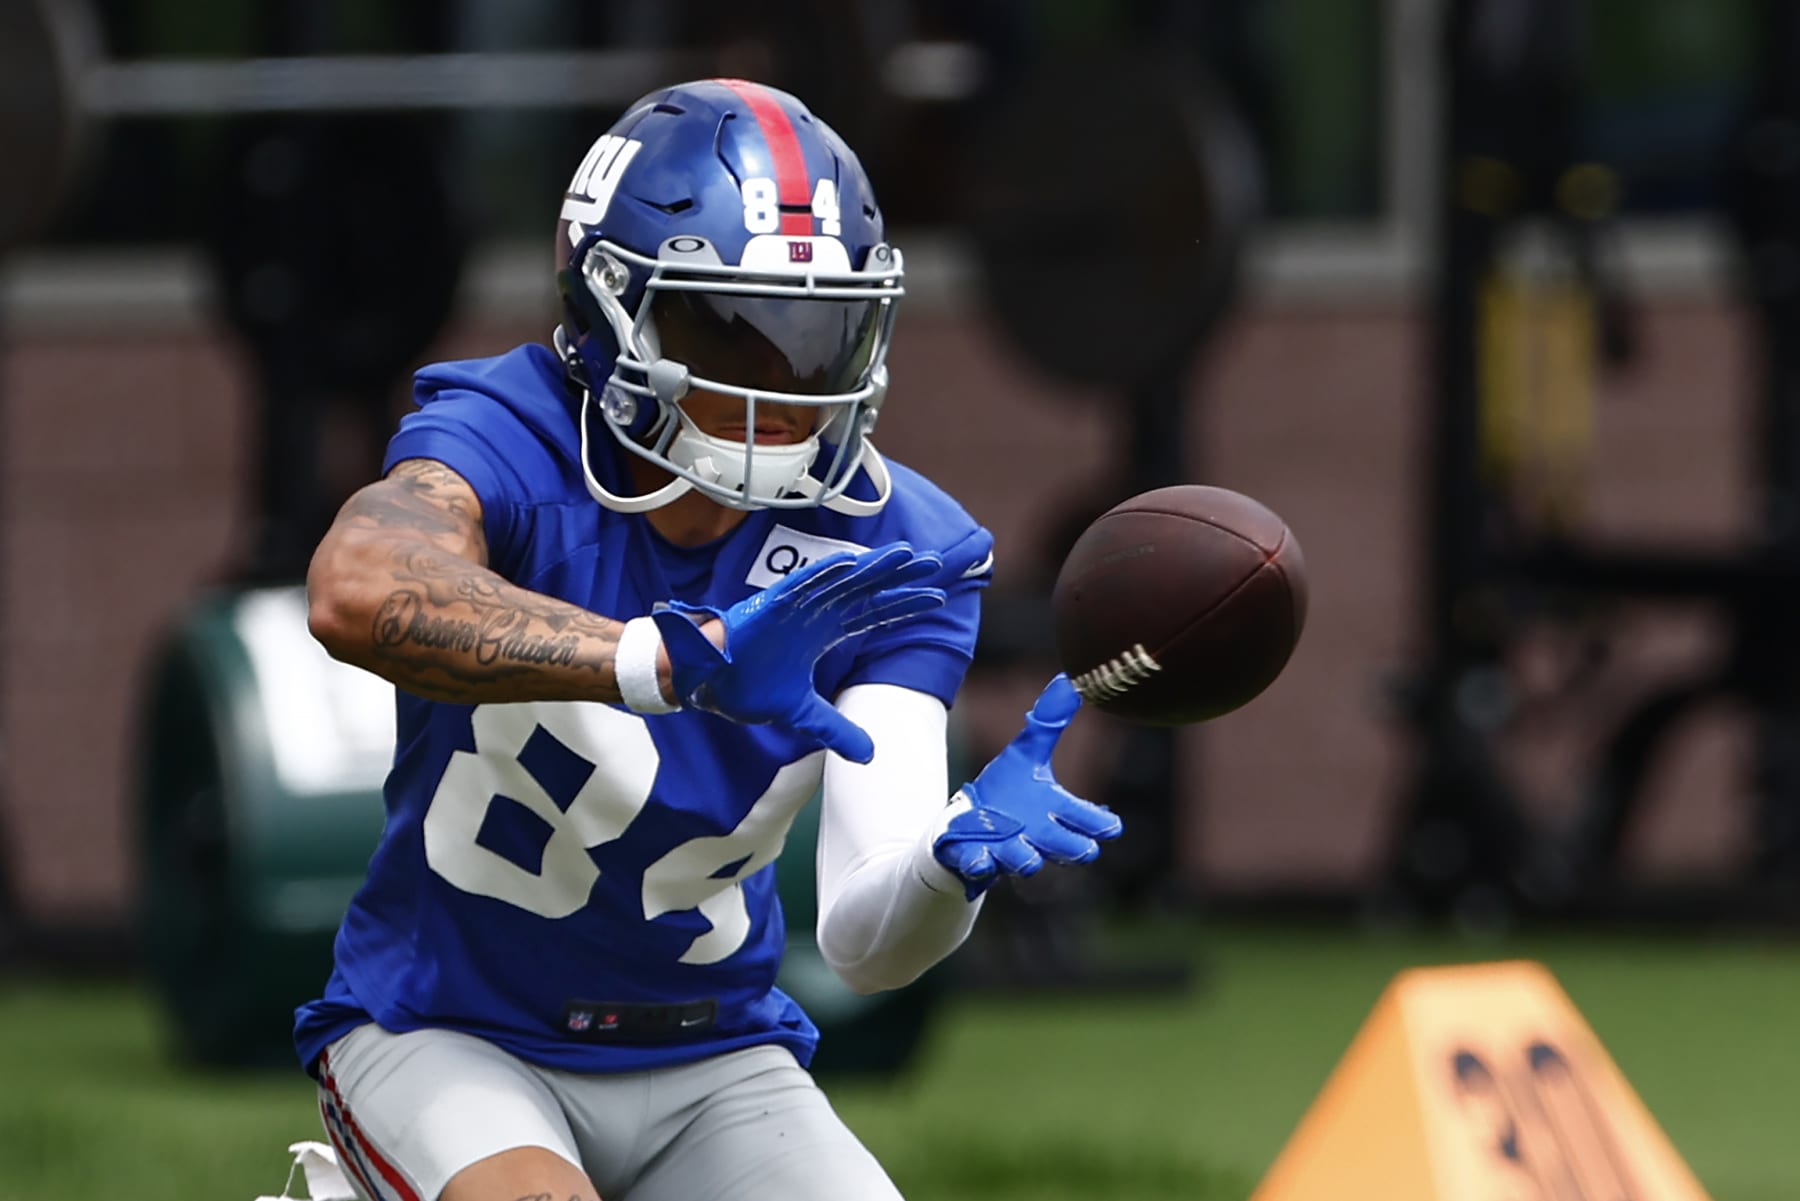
[2,920,1796,1201]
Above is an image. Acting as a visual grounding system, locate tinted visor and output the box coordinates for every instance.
[650,288,883,395]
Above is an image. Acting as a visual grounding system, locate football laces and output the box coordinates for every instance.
[1070,644,1163,703]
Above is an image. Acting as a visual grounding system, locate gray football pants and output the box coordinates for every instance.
[316,1022,904,1201]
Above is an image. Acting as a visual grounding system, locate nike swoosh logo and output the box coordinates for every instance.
[962,552,995,578]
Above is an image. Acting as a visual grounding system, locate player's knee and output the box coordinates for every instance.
[439,1145,598,1201]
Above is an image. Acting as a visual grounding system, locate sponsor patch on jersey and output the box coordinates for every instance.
[746,525,870,589]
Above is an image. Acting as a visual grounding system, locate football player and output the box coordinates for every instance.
[297,78,1122,1201]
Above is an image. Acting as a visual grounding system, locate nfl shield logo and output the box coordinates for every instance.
[788,241,813,263]
[566,1008,593,1032]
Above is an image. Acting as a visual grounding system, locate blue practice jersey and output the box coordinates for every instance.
[294,342,993,1075]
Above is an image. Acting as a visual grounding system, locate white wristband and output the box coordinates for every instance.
[617,617,680,714]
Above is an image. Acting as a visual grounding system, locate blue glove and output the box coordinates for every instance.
[651,542,946,763]
[933,674,1123,900]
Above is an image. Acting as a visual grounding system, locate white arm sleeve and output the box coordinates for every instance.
[815,682,983,995]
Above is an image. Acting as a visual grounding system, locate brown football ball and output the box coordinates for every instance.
[1051,485,1307,725]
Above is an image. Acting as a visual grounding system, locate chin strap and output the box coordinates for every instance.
[665,409,821,502]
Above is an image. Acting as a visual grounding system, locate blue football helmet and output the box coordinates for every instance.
[553,78,904,515]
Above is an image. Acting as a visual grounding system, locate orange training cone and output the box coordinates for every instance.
[1249,960,1711,1201]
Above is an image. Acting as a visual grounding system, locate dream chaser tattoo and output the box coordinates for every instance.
[372,591,582,667]
[341,460,623,686]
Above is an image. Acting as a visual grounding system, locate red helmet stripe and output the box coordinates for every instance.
[718,78,814,235]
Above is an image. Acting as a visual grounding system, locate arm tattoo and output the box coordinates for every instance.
[329,459,629,703]
[342,458,490,557]
[371,590,587,670]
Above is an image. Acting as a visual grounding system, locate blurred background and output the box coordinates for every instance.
[4,0,1800,1198]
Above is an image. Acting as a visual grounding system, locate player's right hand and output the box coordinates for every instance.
[651,542,946,763]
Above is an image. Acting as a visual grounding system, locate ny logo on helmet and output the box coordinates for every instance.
[561,135,642,230]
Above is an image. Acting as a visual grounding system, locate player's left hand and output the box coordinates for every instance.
[651,542,946,763]
[932,674,1123,900]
